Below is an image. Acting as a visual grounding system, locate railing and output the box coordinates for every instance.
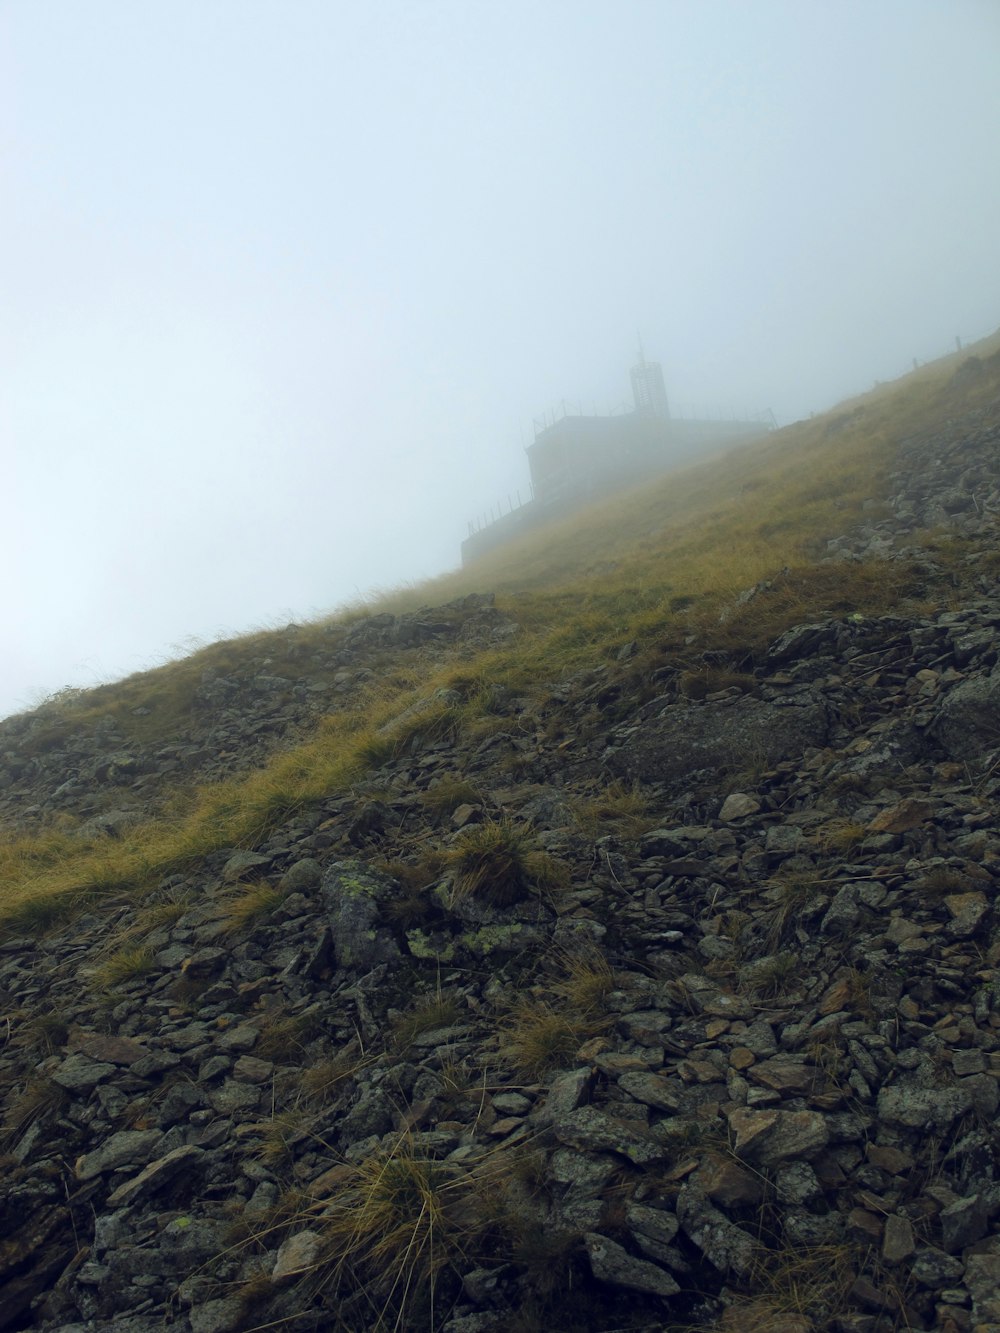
[465,489,532,539]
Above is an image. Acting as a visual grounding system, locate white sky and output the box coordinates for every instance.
[3,0,999,719]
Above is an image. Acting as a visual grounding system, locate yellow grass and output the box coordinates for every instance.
[2,334,998,933]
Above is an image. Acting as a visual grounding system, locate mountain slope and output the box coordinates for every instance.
[1,335,1000,1332]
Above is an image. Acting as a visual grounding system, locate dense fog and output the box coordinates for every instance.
[4,0,999,718]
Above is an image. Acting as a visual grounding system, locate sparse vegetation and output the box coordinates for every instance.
[255,1007,325,1061]
[698,1242,907,1333]
[445,819,568,908]
[310,1135,506,1330]
[547,942,616,1015]
[915,864,970,899]
[15,1012,70,1055]
[2,336,999,1333]
[571,781,652,839]
[763,874,824,951]
[217,881,287,932]
[679,667,757,699]
[297,1050,372,1105]
[497,999,586,1078]
[419,777,483,817]
[90,945,156,991]
[390,989,464,1049]
[814,818,867,853]
[2,342,986,933]
[1,1078,68,1151]
[739,950,800,1001]
[496,946,614,1077]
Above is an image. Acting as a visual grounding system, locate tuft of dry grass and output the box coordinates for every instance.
[914,864,971,899]
[297,1049,372,1106]
[495,955,613,1079]
[311,1134,509,1330]
[497,1000,584,1078]
[547,943,616,1016]
[419,778,483,817]
[814,819,867,853]
[571,781,652,840]
[216,881,287,932]
[695,1240,914,1333]
[763,874,824,951]
[390,991,464,1049]
[377,853,448,930]
[739,950,800,1001]
[256,1110,311,1167]
[10,1010,70,1056]
[255,1007,324,1062]
[1,1078,68,1151]
[445,819,568,909]
[678,667,758,700]
[89,945,156,991]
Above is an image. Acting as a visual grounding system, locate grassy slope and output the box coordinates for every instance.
[3,330,999,931]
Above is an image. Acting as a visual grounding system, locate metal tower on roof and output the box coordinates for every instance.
[630,338,670,419]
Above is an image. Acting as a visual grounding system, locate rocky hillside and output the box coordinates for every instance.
[2,349,1000,1333]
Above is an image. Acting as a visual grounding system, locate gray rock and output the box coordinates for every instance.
[606,697,829,790]
[549,1148,617,1196]
[877,1084,973,1130]
[765,824,805,856]
[535,1067,594,1123]
[768,622,838,664]
[556,1195,605,1231]
[726,1107,829,1167]
[320,860,401,969]
[617,1071,681,1112]
[930,668,1000,759]
[675,1184,759,1275]
[552,1106,668,1166]
[940,1193,988,1251]
[233,1055,273,1084]
[207,1079,261,1114]
[154,1082,204,1125]
[584,1232,679,1297]
[441,1316,500,1333]
[77,808,142,840]
[216,1024,260,1052]
[963,1071,1000,1118]
[911,1246,964,1286]
[189,1299,244,1333]
[965,1238,1000,1326]
[198,1055,231,1081]
[222,851,273,883]
[279,858,322,893]
[625,1202,680,1264]
[774,1161,822,1205]
[272,1229,322,1281]
[338,1085,395,1142]
[492,1091,532,1116]
[718,792,761,821]
[820,885,860,935]
[51,1053,116,1091]
[181,947,228,981]
[75,1130,164,1180]
[882,1214,916,1263]
[105,1144,204,1207]
[781,1209,844,1247]
[462,1266,507,1306]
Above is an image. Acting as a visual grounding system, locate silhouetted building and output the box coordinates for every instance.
[462,353,772,564]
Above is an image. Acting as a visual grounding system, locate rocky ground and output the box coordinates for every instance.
[0,592,516,836]
[1,388,1000,1332]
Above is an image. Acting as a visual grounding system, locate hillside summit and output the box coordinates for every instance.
[2,339,1000,1332]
